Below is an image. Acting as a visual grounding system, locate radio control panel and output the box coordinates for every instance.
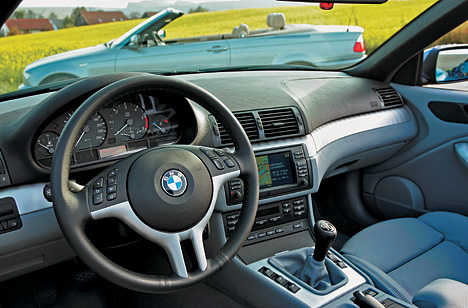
[223,196,310,244]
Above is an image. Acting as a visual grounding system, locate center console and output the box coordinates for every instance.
[215,143,415,308]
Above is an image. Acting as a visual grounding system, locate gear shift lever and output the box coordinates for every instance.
[313,220,337,262]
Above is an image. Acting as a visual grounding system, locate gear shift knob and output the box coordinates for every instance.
[313,220,337,262]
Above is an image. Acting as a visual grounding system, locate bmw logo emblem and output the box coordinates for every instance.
[161,170,188,197]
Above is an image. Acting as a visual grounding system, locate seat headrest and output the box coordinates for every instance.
[238,23,249,37]
[232,26,239,37]
[267,13,286,30]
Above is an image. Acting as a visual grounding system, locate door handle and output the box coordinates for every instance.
[455,142,468,169]
[207,46,228,53]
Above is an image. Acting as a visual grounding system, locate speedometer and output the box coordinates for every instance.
[109,102,148,141]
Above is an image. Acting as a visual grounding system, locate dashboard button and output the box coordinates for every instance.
[7,218,18,229]
[288,283,300,293]
[283,208,291,214]
[0,220,7,230]
[294,211,305,217]
[227,214,239,220]
[293,205,305,211]
[248,234,257,241]
[293,223,304,229]
[255,219,268,226]
[93,178,104,189]
[282,202,290,208]
[269,216,281,223]
[227,220,238,227]
[275,275,288,286]
[258,232,267,238]
[267,230,275,236]
[293,200,304,205]
[275,228,285,234]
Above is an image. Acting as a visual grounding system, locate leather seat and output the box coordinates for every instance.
[340,212,468,303]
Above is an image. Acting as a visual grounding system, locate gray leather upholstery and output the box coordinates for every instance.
[341,212,468,303]
[413,279,468,308]
[267,13,286,30]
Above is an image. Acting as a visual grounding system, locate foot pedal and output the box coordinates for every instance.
[74,267,96,292]
[32,281,57,308]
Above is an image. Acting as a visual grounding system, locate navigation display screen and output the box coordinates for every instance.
[256,152,295,189]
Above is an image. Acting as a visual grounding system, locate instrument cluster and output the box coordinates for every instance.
[34,92,187,168]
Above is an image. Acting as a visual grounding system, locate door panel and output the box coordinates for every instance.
[362,84,468,218]
[115,40,230,73]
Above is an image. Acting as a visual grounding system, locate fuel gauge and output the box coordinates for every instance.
[151,115,171,135]
[37,132,59,156]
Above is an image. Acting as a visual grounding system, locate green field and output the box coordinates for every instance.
[0,1,439,94]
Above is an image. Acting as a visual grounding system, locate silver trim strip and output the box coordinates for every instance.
[311,108,412,152]
[0,183,51,215]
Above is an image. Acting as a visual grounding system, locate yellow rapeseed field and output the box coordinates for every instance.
[0,1,437,94]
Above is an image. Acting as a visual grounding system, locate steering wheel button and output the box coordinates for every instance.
[107,192,117,201]
[107,185,117,194]
[93,194,103,205]
[200,148,216,159]
[93,177,104,189]
[108,168,119,177]
[223,158,235,168]
[214,149,226,157]
[107,177,117,185]
[212,158,224,170]
[93,188,103,195]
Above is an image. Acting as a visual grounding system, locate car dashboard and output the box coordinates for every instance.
[0,70,418,306]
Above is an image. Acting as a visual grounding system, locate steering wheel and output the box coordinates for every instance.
[50,75,259,293]
[152,31,166,46]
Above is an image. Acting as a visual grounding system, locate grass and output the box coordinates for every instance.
[0,1,439,94]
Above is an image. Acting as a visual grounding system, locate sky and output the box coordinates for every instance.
[19,0,230,8]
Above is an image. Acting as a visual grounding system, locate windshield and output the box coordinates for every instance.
[0,0,439,95]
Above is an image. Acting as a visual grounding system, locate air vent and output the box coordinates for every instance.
[218,112,259,144]
[374,87,403,108]
[258,108,300,138]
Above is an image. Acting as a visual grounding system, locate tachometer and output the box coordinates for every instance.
[109,102,148,141]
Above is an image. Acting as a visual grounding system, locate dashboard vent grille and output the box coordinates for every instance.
[374,87,403,108]
[218,112,259,144]
[258,108,300,138]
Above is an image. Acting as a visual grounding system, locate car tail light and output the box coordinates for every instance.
[354,35,365,53]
